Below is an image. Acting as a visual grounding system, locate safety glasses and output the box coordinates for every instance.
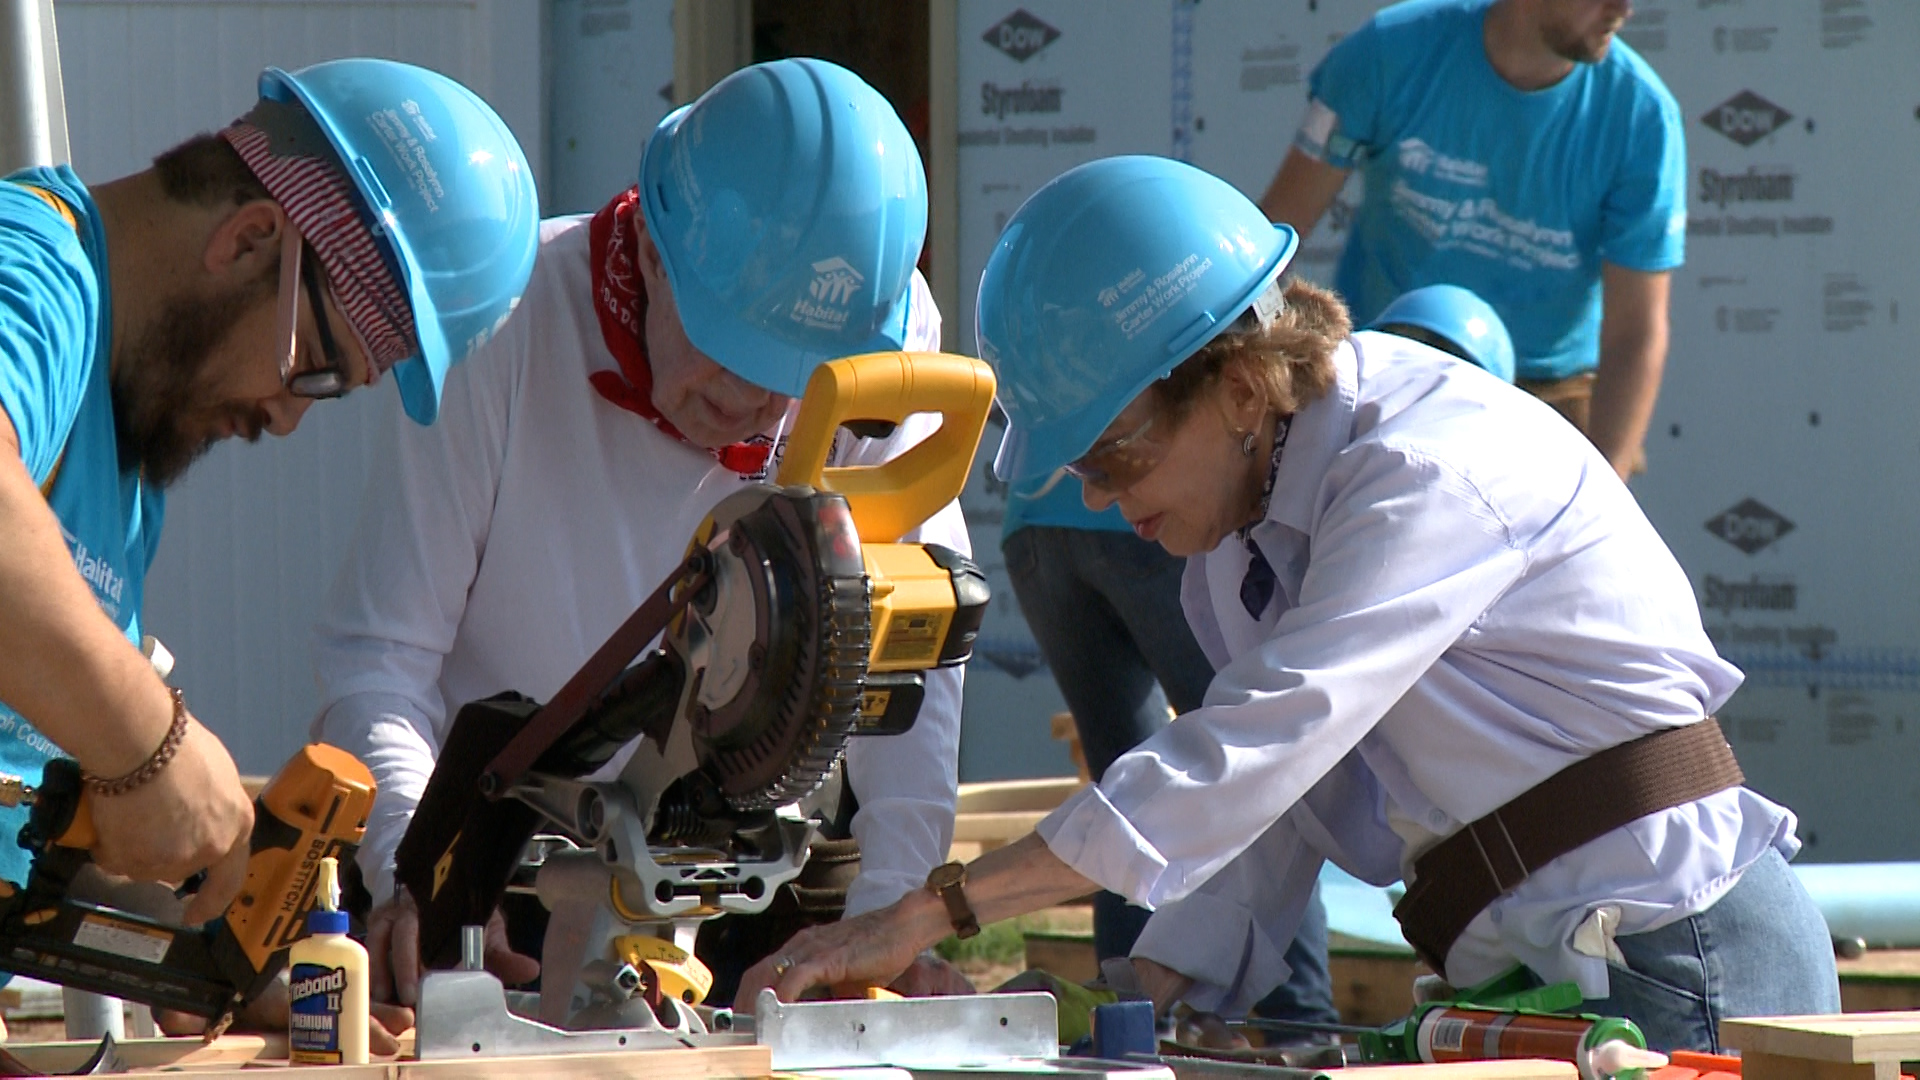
[275,222,355,400]
[1063,392,1170,493]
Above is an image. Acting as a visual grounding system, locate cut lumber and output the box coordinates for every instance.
[1722,1011,1920,1065]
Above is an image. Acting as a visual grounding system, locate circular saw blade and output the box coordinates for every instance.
[676,488,871,812]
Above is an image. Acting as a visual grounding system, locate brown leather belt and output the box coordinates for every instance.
[1391,718,1744,973]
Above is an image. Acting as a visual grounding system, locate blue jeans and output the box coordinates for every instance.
[1579,847,1840,1052]
[1004,526,1337,1023]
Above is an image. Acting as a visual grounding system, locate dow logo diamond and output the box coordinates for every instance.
[1701,90,1792,147]
[984,9,1060,62]
[1705,498,1795,554]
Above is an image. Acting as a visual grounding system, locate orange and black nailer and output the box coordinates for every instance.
[0,744,373,1024]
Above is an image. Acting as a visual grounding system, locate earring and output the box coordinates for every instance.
[1241,431,1257,456]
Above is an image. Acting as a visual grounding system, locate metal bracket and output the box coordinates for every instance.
[749,990,1059,1069]
[415,968,745,1060]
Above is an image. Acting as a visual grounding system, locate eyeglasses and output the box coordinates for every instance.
[1063,400,1169,492]
[276,222,355,400]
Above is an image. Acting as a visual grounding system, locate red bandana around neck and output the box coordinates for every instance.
[587,187,773,477]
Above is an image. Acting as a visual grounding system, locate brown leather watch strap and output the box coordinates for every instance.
[927,861,980,940]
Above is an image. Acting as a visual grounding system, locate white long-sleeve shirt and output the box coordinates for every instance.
[1038,331,1794,1011]
[311,215,965,918]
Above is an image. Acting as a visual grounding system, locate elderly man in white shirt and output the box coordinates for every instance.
[739,156,1839,1054]
[310,60,972,1021]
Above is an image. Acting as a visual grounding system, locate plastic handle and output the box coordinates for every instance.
[56,796,96,850]
[774,352,997,542]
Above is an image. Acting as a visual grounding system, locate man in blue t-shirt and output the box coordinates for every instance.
[1260,0,1685,479]
[0,58,535,955]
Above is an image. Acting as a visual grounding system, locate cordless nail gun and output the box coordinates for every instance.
[0,743,374,1027]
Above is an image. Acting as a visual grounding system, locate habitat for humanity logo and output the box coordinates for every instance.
[792,257,862,331]
[1701,90,1791,147]
[1393,139,1486,186]
[984,9,1060,62]
[1704,497,1795,554]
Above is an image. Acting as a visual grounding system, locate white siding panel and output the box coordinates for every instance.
[53,0,543,773]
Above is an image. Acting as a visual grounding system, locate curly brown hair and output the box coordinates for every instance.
[1152,277,1348,428]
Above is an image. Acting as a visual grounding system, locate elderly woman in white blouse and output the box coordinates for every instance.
[738,156,1837,1053]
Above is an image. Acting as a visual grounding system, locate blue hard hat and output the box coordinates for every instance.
[262,59,540,424]
[977,156,1298,486]
[639,59,928,398]
[1368,284,1516,383]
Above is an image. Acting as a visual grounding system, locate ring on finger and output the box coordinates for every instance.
[772,955,796,978]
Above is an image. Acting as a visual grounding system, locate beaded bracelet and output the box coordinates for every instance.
[83,687,189,797]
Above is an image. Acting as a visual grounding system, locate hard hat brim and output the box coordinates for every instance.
[260,65,458,425]
[991,223,1299,487]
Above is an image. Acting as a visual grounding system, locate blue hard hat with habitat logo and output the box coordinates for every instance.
[1369,284,1516,383]
[639,58,928,398]
[977,156,1298,487]
[261,58,540,425]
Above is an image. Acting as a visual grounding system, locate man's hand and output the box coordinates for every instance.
[888,952,975,997]
[89,715,254,925]
[1130,957,1194,1017]
[158,982,417,1056]
[366,888,539,1006]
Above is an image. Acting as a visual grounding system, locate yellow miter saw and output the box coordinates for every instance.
[394,352,993,1055]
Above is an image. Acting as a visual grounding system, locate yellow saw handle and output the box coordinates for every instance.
[775,352,996,542]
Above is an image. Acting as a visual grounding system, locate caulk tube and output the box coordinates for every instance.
[289,857,370,1064]
[1412,1007,1667,1080]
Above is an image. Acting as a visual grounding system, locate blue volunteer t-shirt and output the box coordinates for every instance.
[0,166,165,886]
[1298,0,1686,380]
[1000,471,1134,543]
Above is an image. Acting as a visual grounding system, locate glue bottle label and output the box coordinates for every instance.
[290,963,348,1064]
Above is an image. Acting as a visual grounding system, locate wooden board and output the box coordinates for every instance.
[952,811,1051,844]
[397,1044,770,1080]
[1721,1011,1920,1064]
[1739,1050,1900,1080]
[955,778,1084,814]
[1,1034,272,1073]
[1339,1061,1576,1078]
[105,1044,771,1080]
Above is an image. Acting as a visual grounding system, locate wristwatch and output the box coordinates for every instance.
[925,861,980,940]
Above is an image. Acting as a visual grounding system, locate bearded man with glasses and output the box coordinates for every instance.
[0,57,536,966]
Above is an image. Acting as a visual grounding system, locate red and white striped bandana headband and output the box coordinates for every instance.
[221,121,416,381]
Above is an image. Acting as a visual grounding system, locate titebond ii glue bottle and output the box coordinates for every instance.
[289,857,370,1065]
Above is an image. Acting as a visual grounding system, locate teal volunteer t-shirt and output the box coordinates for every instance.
[0,166,166,886]
[1299,0,1686,380]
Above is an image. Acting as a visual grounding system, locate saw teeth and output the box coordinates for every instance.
[716,572,870,811]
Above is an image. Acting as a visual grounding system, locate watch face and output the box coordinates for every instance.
[927,862,965,889]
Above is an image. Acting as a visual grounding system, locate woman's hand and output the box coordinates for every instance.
[737,890,951,1009]
[889,952,977,997]
[1131,957,1195,1016]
